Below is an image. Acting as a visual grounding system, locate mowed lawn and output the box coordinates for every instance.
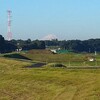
[0,57,100,100]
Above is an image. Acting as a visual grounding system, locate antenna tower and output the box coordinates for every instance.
[7,10,12,41]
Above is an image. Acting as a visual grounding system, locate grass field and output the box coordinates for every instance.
[0,53,100,100]
[21,50,100,67]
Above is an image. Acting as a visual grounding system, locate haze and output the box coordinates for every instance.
[0,0,100,40]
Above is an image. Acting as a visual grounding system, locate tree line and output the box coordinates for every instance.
[0,34,100,53]
[0,35,45,53]
[45,39,100,52]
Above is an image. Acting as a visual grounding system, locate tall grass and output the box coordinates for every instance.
[0,57,100,100]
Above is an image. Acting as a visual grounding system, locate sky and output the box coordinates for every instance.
[0,0,100,40]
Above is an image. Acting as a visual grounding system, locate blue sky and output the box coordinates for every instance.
[0,0,100,40]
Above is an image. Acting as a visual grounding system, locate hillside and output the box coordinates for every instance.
[0,57,100,100]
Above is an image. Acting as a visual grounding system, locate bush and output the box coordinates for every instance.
[48,63,66,68]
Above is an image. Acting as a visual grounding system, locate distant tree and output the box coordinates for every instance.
[45,39,59,46]
[22,40,45,50]
[40,41,45,49]
[5,41,17,53]
[1,34,99,53]
[25,39,31,44]
[0,35,5,53]
[59,40,67,49]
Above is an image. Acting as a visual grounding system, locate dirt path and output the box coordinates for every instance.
[53,86,77,100]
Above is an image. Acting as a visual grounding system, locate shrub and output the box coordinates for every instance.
[48,63,66,68]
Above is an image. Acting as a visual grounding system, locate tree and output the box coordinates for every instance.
[0,35,5,53]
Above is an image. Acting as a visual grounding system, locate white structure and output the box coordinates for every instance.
[7,10,12,41]
[50,49,57,54]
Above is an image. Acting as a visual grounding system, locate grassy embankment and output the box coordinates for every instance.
[0,56,100,100]
[22,50,100,67]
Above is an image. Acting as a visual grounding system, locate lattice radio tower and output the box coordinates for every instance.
[7,10,12,41]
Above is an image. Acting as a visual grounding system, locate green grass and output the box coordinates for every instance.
[0,57,100,100]
[21,50,100,67]
[23,52,85,62]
